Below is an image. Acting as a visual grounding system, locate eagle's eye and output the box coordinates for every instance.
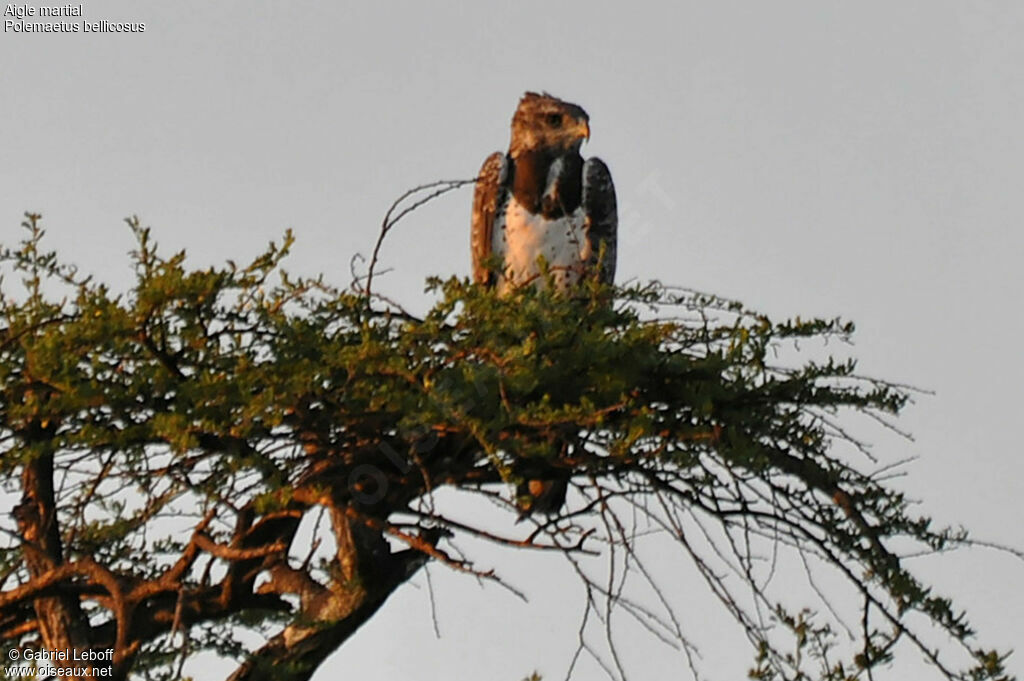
[546,113,563,128]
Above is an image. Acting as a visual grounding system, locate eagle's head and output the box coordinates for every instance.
[509,91,591,157]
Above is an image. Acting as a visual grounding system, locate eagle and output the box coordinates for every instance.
[470,92,618,516]
[471,91,617,293]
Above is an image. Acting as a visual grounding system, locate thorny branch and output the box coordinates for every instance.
[0,212,1019,681]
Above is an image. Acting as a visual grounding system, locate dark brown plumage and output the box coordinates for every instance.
[471,92,617,291]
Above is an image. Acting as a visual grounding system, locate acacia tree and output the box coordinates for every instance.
[0,212,1017,681]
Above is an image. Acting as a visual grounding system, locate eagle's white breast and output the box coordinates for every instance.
[492,197,591,293]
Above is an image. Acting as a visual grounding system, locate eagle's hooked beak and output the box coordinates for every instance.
[577,119,591,142]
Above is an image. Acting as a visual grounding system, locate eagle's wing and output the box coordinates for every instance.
[471,152,508,286]
[582,157,618,284]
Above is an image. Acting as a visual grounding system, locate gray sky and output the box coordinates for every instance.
[3,1,1022,679]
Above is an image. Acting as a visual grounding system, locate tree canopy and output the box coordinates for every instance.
[0,213,1016,681]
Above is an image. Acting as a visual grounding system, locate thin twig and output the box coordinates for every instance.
[363,178,478,300]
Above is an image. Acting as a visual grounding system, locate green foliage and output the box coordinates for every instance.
[0,214,1016,681]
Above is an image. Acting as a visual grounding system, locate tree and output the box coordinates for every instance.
[0,212,1017,681]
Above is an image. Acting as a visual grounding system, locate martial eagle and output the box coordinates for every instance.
[470,92,618,516]
[471,91,617,293]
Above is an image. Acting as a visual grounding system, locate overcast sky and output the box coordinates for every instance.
[2,2,1022,679]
